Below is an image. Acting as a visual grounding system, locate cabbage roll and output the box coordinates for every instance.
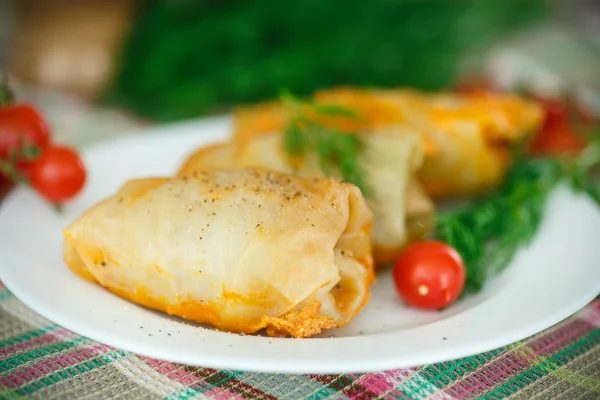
[178,126,435,263]
[63,168,374,338]
[231,88,543,198]
[373,89,543,197]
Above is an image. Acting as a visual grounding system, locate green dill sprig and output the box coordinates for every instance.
[281,92,372,196]
[436,130,600,293]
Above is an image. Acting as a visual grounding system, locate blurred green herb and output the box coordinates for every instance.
[282,93,371,195]
[106,0,548,121]
[437,131,600,293]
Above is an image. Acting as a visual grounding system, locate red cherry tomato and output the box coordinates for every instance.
[0,104,51,175]
[29,146,86,203]
[529,98,587,156]
[393,240,466,310]
[531,124,586,156]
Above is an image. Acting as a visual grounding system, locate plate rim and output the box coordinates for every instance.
[2,266,598,374]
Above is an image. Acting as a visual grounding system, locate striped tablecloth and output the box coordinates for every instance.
[1,284,599,400]
[1,87,600,399]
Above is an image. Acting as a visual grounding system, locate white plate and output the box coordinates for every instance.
[1,117,599,374]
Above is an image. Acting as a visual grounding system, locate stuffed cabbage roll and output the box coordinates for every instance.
[231,87,543,198]
[373,89,543,197]
[63,168,374,338]
[178,126,435,263]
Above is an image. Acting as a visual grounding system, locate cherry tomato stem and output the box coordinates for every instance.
[0,104,51,180]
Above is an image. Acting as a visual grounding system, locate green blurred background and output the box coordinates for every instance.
[106,0,548,121]
[3,0,600,123]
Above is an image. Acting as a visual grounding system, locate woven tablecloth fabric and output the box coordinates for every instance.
[1,283,599,400]
[1,86,600,400]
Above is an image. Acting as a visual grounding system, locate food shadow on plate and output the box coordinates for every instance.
[128,260,515,341]
[137,305,274,338]
[321,253,521,339]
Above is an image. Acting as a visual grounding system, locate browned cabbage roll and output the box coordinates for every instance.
[178,126,435,263]
[63,168,374,338]
[371,89,543,197]
[232,87,543,198]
